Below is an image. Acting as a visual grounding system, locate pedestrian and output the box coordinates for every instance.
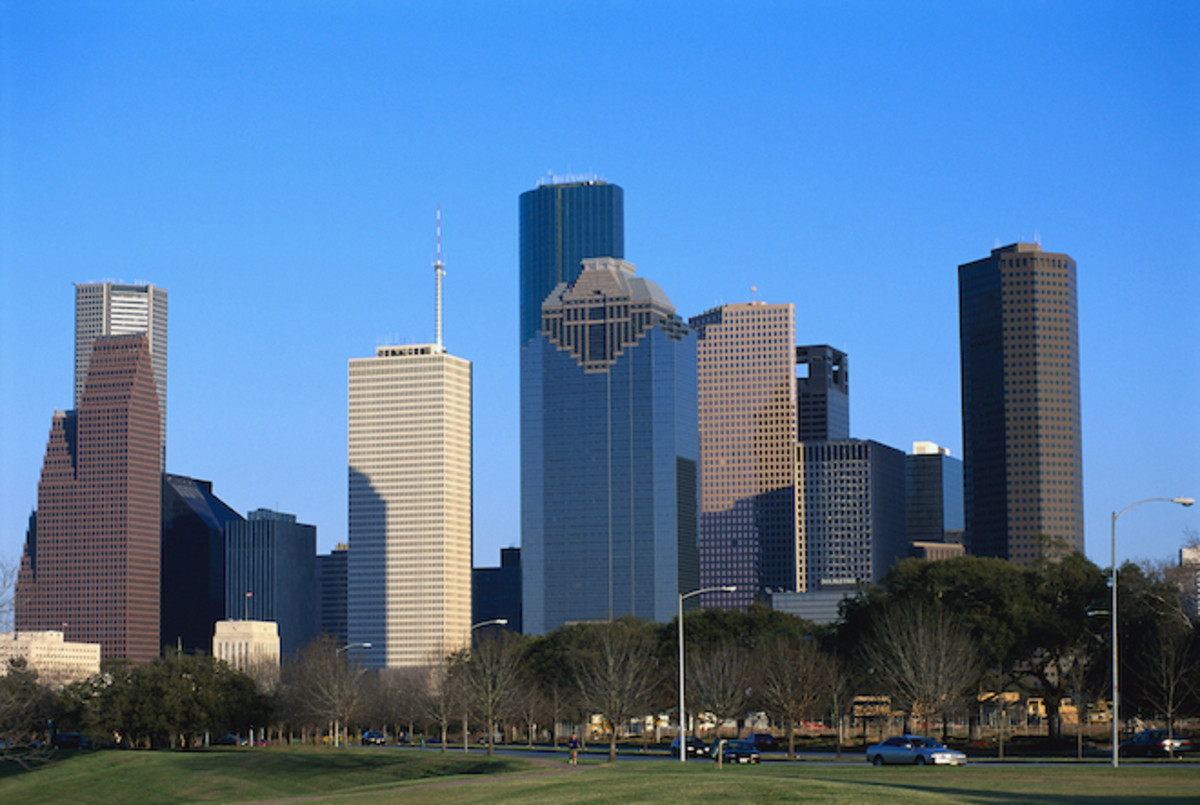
[569,733,580,765]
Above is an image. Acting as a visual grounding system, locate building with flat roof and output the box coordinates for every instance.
[0,631,101,688]
[796,439,907,591]
[16,334,162,662]
[225,509,318,657]
[959,243,1082,562]
[522,257,698,633]
[473,547,522,634]
[317,543,348,647]
[212,620,280,687]
[905,441,964,545]
[75,282,167,457]
[690,302,798,610]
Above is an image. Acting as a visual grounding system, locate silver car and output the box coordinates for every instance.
[866,735,967,766]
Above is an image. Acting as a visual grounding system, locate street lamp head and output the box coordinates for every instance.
[721,586,737,593]
[1174,497,1195,507]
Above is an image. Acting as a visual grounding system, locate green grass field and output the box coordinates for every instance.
[2,746,1198,804]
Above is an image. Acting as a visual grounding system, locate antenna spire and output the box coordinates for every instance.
[434,205,445,350]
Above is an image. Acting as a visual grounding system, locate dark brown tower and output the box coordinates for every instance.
[959,243,1083,563]
[16,334,162,662]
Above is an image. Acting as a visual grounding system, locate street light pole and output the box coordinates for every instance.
[463,618,509,753]
[1110,496,1193,768]
[678,586,736,763]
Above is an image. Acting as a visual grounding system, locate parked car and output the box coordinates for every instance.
[51,732,91,750]
[711,739,761,764]
[865,735,966,766]
[361,730,387,746]
[670,736,710,757]
[214,734,247,746]
[748,733,780,751]
[1119,729,1194,758]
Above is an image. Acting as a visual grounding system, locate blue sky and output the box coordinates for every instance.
[2,2,1196,572]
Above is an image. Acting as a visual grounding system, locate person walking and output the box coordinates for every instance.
[568,733,580,765]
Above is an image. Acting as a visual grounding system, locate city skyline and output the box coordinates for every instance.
[2,4,1196,576]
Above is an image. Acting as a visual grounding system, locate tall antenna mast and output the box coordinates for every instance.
[434,205,445,350]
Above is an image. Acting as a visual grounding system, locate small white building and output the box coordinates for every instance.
[0,631,101,688]
[212,620,280,687]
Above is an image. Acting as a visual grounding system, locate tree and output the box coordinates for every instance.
[687,643,752,757]
[859,600,981,738]
[420,652,462,752]
[463,631,526,755]
[280,636,365,744]
[572,620,660,762]
[755,636,836,758]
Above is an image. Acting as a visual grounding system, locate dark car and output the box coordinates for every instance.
[52,732,91,750]
[712,739,760,764]
[1119,729,1194,758]
[361,730,387,746]
[748,733,780,751]
[670,736,710,758]
[214,734,247,746]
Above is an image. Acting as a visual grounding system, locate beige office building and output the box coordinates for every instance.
[690,302,800,607]
[212,620,280,689]
[347,343,472,668]
[0,631,101,688]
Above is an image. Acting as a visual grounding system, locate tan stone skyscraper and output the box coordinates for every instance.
[347,227,471,667]
[690,302,799,607]
[16,334,162,662]
[959,242,1083,563]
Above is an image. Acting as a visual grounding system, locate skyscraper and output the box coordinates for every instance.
[958,242,1082,562]
[161,474,243,653]
[75,283,167,455]
[519,178,624,346]
[522,257,698,634]
[795,345,849,442]
[796,439,907,591]
[317,543,348,647]
[225,509,319,657]
[690,302,798,609]
[347,231,472,667]
[16,334,162,662]
[905,441,964,545]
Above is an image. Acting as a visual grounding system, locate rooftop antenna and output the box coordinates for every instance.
[434,205,445,350]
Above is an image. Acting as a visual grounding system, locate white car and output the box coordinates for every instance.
[866,735,967,766]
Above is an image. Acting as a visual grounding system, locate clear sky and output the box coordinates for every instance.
[2,2,1196,574]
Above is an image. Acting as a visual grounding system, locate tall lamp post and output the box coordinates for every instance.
[334,642,372,747]
[462,618,509,753]
[678,586,736,762]
[1110,496,1193,768]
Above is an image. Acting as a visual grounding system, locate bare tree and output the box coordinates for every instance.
[280,635,366,745]
[421,652,462,752]
[860,601,981,738]
[688,643,751,767]
[572,620,659,762]
[755,636,836,758]
[463,631,526,755]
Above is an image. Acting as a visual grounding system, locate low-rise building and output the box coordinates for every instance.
[0,631,101,687]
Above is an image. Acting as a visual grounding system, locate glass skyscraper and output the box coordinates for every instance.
[521,257,698,634]
[519,179,623,346]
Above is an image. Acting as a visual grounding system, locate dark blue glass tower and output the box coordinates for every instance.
[519,180,624,346]
[521,258,698,634]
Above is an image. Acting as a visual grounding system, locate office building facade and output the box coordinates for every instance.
[519,179,624,347]
[958,243,1082,562]
[317,543,349,647]
[796,439,907,591]
[348,343,472,667]
[472,547,522,634]
[795,345,849,442]
[16,334,162,662]
[522,257,698,633]
[75,283,167,454]
[0,631,101,688]
[162,474,244,652]
[225,509,318,657]
[690,302,798,609]
[905,441,964,544]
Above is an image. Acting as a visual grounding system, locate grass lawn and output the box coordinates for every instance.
[3,747,1199,804]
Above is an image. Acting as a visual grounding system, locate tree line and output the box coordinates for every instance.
[2,552,1197,756]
